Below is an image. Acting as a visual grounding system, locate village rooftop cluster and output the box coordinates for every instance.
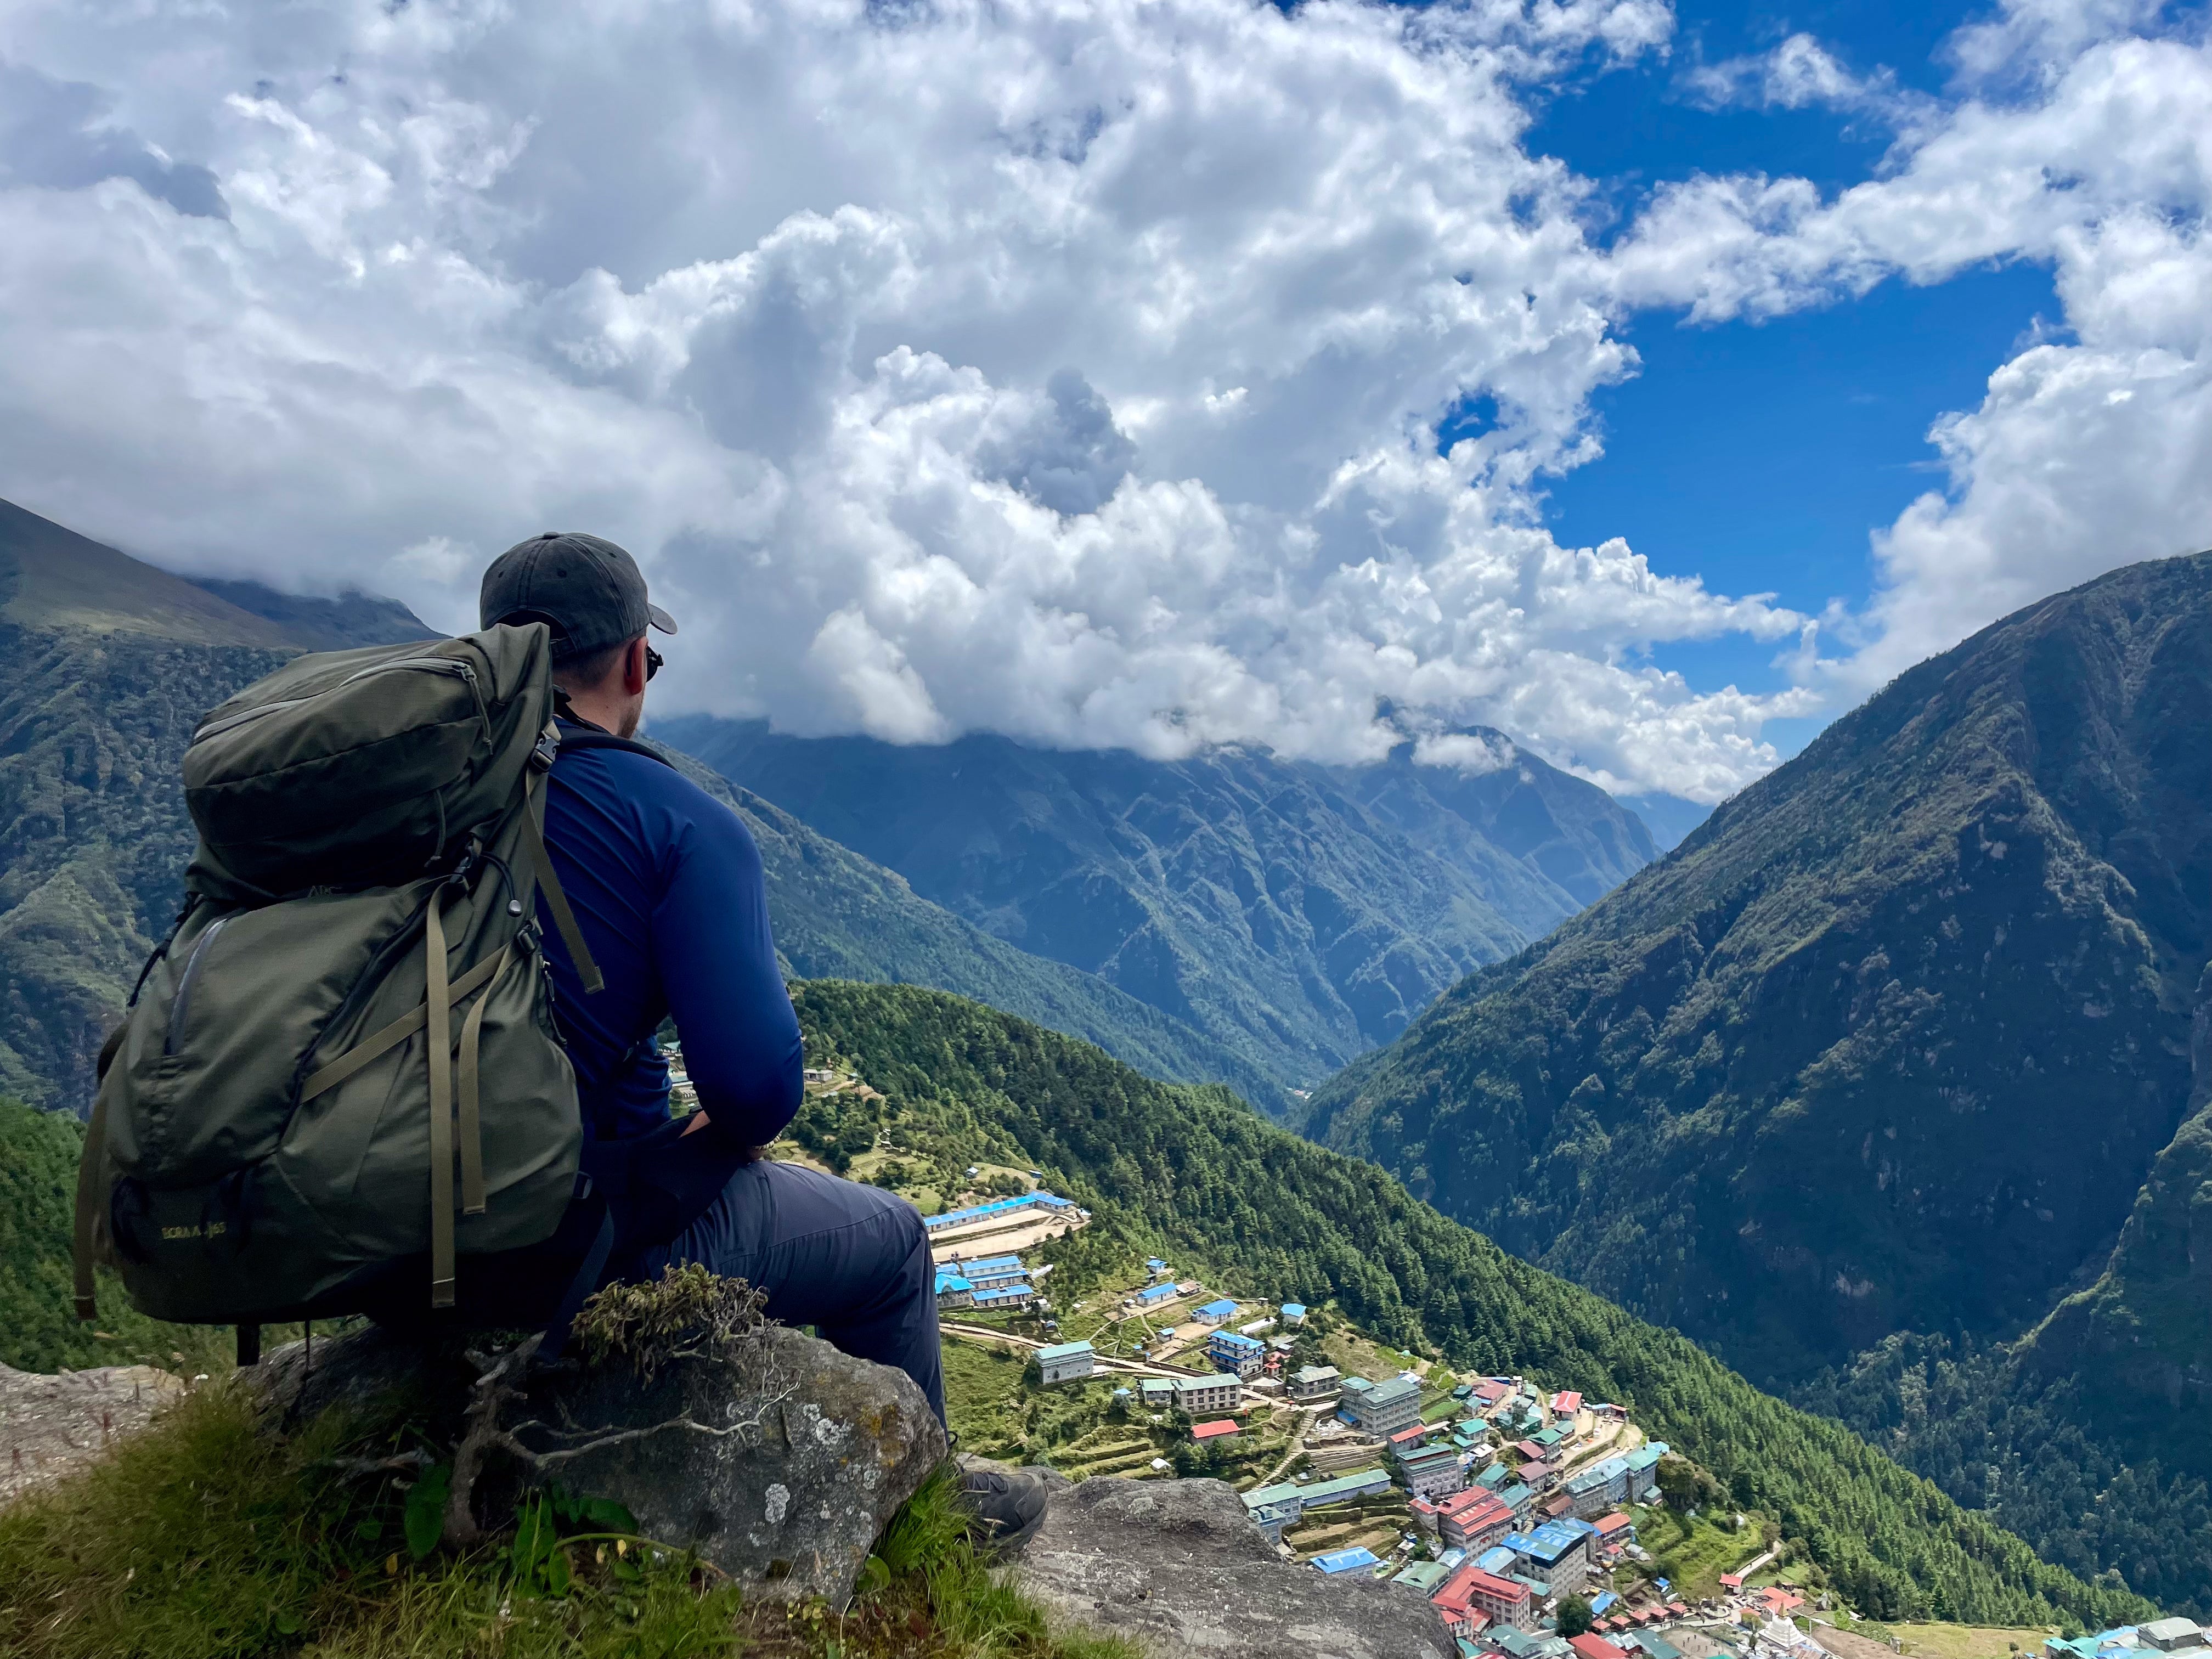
[823,1074,2199,1657]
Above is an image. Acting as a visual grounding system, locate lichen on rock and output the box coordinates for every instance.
[254,1271,945,1610]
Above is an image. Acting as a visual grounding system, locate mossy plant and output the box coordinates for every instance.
[570,1263,772,1382]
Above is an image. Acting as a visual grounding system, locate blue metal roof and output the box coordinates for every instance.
[925,1192,1069,1228]
[1525,1522,1581,1560]
[1311,1547,1380,1575]
[1197,1298,1239,1317]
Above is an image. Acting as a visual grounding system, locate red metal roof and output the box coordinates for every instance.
[1432,1565,1530,1615]
[1551,1391,1584,1413]
[1435,1488,1509,1520]
[1570,1636,1633,1659]
[1191,1419,1240,1440]
[1595,1513,1633,1534]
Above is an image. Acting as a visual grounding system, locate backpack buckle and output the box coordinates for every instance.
[531,725,560,772]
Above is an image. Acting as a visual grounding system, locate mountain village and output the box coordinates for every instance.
[916,1170,1962,1659]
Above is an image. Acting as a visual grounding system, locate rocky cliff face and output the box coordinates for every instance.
[2020,962,2212,1429]
[0,1361,182,1505]
[1017,1474,1457,1659]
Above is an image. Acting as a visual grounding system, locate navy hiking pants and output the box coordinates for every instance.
[639,1160,946,1425]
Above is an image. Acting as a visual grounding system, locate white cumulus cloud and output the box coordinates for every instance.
[0,0,2203,804]
[1613,0,2212,691]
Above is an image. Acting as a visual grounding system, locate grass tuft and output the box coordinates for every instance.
[0,1376,1132,1659]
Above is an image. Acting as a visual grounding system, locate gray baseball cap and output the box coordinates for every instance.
[479,532,676,661]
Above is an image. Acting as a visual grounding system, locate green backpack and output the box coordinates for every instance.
[72,622,610,1345]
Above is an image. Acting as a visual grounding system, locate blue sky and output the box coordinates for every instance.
[1530,0,2066,763]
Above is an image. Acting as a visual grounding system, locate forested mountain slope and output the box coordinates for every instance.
[788,978,2149,1630]
[0,979,2153,1624]
[0,1096,228,1374]
[658,714,1654,1092]
[1798,977,2212,1618]
[1305,550,2212,1613]
[1308,550,2212,1380]
[0,498,1278,1113]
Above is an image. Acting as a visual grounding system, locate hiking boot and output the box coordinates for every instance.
[956,1454,1050,1557]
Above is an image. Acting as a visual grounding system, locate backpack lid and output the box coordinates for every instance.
[183,624,557,901]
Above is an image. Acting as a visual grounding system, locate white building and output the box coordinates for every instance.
[1175,1374,1243,1415]
[1036,1340,1096,1386]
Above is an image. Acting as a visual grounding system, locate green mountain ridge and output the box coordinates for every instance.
[657,713,1655,1093]
[1305,548,2212,1612]
[0,985,2153,1630]
[0,496,1279,1114]
[0,490,2181,1627]
[786,978,2148,1628]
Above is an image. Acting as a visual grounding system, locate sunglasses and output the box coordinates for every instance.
[646,646,664,682]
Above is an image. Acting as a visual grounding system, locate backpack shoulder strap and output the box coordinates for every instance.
[517,766,605,995]
[516,725,672,996]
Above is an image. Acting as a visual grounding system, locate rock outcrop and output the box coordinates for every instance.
[1016,1474,1457,1659]
[257,1316,944,1609]
[527,1322,945,1603]
[0,1362,183,1505]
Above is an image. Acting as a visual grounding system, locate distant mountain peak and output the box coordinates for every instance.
[183,577,434,651]
[656,713,1657,1097]
[0,498,433,652]
[0,498,296,648]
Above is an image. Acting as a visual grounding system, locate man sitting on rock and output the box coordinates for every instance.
[480,532,1046,1553]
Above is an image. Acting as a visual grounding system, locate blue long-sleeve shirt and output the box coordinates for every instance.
[537,722,803,1147]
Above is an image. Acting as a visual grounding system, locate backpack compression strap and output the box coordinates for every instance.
[297,760,608,1306]
[71,1025,129,1321]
